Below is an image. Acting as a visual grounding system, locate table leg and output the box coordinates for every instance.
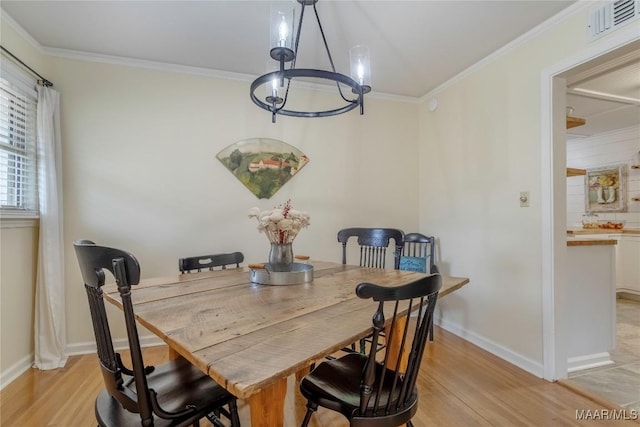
[385,316,409,372]
[295,364,311,383]
[386,317,411,427]
[167,347,180,361]
[248,377,287,427]
[294,365,312,422]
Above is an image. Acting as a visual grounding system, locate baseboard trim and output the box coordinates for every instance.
[436,318,544,378]
[65,335,165,356]
[1,336,165,391]
[0,354,34,391]
[567,352,613,373]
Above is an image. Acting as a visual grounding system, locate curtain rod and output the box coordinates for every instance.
[0,45,53,87]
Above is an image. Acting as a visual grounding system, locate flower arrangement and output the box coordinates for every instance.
[248,200,310,245]
[589,172,619,189]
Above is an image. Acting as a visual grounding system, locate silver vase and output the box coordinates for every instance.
[269,243,294,272]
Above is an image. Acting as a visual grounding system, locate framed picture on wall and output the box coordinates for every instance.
[585,164,626,213]
[216,138,309,199]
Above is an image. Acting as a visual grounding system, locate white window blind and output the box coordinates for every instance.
[0,69,38,216]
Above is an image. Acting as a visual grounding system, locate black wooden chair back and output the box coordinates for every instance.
[179,252,244,273]
[74,240,240,427]
[299,272,442,427]
[401,232,436,273]
[337,228,404,269]
[74,240,145,414]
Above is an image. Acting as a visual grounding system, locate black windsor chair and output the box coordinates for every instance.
[337,227,405,353]
[299,272,442,427]
[337,227,405,270]
[74,240,241,427]
[400,232,435,274]
[178,252,244,273]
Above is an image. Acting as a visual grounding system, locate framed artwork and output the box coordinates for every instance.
[585,164,626,213]
[217,138,309,199]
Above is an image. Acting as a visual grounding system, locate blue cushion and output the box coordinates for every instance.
[399,256,427,273]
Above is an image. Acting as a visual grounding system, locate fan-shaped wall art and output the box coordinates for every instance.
[216,138,309,199]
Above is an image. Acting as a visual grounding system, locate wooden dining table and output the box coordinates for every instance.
[103,260,469,427]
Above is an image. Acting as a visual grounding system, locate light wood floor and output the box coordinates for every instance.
[2,327,638,426]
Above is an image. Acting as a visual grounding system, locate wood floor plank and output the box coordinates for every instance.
[1,327,637,426]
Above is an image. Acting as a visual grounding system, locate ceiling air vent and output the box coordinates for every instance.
[589,0,639,40]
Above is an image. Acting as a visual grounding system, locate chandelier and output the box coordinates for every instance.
[250,0,371,123]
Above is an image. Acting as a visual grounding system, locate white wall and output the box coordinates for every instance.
[52,56,420,346]
[567,126,640,229]
[419,4,639,376]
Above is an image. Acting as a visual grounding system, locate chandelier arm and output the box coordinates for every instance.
[311,2,352,103]
[312,3,336,73]
[291,1,307,70]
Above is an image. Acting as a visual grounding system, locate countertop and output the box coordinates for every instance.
[567,237,617,247]
[567,228,640,236]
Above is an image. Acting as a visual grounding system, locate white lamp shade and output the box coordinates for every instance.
[270,1,296,50]
[349,45,371,87]
[265,61,281,99]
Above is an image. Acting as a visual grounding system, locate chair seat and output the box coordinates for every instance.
[300,274,439,427]
[96,357,233,427]
[300,353,415,418]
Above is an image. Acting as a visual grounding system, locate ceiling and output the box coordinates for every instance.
[566,50,640,140]
[1,0,576,98]
[4,0,636,137]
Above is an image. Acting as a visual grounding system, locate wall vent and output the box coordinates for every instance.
[589,0,639,40]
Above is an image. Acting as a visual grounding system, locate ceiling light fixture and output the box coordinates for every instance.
[250,0,371,123]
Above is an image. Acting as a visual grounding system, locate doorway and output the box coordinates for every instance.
[541,33,640,382]
[561,48,640,410]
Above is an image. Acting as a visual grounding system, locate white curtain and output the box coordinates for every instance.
[34,85,67,370]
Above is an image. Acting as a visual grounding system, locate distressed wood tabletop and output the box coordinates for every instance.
[103,261,469,427]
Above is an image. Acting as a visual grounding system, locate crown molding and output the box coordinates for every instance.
[44,46,259,82]
[2,7,417,104]
[0,10,45,52]
[420,0,594,104]
[41,46,415,103]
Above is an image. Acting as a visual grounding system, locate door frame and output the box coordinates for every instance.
[540,28,640,381]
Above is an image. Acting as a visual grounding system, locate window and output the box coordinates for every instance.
[0,65,38,217]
